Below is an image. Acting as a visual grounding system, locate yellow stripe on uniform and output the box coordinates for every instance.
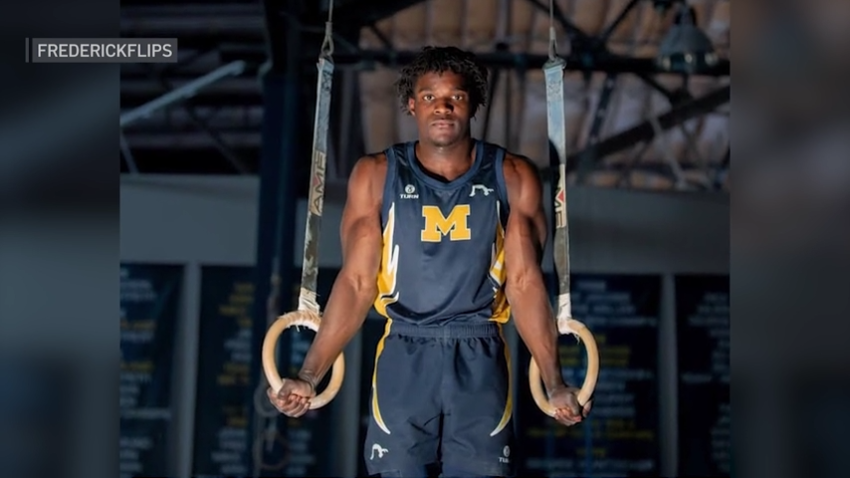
[371,318,393,435]
[489,322,513,436]
[375,202,400,317]
[371,202,399,435]
[489,202,512,435]
[489,201,511,323]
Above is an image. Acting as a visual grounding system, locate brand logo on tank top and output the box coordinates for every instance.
[470,184,494,197]
[400,183,419,200]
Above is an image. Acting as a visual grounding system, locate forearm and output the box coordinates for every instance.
[509,280,567,394]
[298,276,376,386]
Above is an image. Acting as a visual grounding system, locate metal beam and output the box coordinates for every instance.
[119,60,247,127]
[325,49,730,76]
[121,77,261,108]
[598,0,642,43]
[260,0,288,68]
[214,44,729,77]
[576,73,618,181]
[523,0,708,104]
[262,0,424,69]
[565,84,730,171]
[332,0,426,24]
[367,22,394,49]
[124,131,262,149]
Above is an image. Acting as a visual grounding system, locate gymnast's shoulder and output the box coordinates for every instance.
[500,150,542,192]
[346,152,388,198]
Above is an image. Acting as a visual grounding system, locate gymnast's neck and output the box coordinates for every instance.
[414,135,477,180]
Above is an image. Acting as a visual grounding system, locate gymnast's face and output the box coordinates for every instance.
[408,70,472,148]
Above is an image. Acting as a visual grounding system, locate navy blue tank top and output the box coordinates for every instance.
[373,140,511,326]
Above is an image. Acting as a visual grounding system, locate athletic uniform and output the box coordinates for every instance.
[364,139,515,477]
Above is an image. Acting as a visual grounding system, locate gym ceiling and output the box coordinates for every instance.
[119,0,730,193]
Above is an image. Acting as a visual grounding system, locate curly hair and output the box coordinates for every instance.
[394,46,490,116]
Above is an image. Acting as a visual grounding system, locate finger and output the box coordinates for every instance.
[289,399,312,417]
[279,393,312,416]
[279,400,304,416]
[560,405,581,419]
[275,393,302,414]
[556,415,579,426]
[267,387,279,401]
[282,390,311,401]
[287,393,307,406]
[562,414,581,425]
[272,400,289,414]
[554,409,581,426]
[274,397,296,414]
[291,396,307,409]
[269,391,289,408]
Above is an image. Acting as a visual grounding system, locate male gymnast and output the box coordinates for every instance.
[269,46,592,477]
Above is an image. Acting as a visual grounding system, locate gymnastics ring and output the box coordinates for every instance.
[528,318,599,417]
[262,309,345,410]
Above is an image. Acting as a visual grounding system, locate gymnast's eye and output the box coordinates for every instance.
[422,94,435,101]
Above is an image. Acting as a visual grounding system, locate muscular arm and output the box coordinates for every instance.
[503,155,566,394]
[297,155,384,388]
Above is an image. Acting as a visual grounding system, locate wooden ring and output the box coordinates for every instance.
[528,318,599,417]
[261,309,345,410]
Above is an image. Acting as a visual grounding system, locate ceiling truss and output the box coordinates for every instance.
[119,0,730,192]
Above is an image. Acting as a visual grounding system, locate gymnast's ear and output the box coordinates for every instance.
[407,97,416,116]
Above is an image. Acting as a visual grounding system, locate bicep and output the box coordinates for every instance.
[504,209,545,282]
[504,156,547,265]
[504,157,547,286]
[338,158,383,283]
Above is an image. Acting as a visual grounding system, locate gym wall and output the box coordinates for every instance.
[119,174,728,478]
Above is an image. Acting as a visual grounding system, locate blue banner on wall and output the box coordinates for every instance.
[119,263,183,478]
[199,267,339,477]
[516,273,662,477]
[263,267,340,477]
[192,265,256,477]
[675,274,730,476]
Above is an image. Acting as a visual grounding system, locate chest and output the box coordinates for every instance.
[390,174,501,245]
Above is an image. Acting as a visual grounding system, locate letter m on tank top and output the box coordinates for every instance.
[421,205,471,242]
[375,140,512,325]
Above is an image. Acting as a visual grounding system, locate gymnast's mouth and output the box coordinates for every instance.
[430,119,456,128]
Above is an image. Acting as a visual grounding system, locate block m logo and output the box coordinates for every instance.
[421,205,471,242]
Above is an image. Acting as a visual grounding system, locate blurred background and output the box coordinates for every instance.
[117,0,729,477]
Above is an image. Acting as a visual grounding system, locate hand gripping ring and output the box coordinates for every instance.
[528,318,600,417]
[261,309,345,410]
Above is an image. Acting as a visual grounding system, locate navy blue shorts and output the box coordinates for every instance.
[363,321,515,477]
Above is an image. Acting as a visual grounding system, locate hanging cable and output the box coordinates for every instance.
[252,1,338,475]
[528,0,599,422]
[547,0,557,60]
[321,0,335,58]
[542,0,572,326]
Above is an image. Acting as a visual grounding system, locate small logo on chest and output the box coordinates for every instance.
[470,184,494,197]
[400,183,419,199]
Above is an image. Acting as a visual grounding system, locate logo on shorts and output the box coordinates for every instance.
[499,445,510,464]
[370,443,388,460]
